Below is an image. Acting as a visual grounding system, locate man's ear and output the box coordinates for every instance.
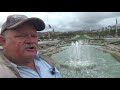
[0,35,6,46]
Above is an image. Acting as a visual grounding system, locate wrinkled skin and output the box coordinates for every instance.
[0,23,38,67]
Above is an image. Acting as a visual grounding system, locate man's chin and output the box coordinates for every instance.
[24,52,37,58]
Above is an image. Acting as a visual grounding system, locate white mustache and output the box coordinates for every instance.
[23,44,38,50]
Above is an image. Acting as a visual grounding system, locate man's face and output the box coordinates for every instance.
[3,23,38,62]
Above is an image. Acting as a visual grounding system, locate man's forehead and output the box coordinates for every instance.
[7,28,37,35]
[14,29,37,34]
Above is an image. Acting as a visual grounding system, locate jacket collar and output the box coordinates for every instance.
[0,51,21,77]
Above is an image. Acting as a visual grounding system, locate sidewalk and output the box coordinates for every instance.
[98,44,120,61]
[106,44,120,52]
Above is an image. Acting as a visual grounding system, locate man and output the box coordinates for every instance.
[0,14,62,78]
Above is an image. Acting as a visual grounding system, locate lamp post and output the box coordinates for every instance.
[46,14,51,40]
[108,25,112,36]
[115,18,118,37]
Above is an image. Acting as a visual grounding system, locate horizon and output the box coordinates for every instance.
[0,12,120,33]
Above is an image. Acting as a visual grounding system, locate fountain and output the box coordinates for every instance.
[51,40,120,78]
[64,40,96,69]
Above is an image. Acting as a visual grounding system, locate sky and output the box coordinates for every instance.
[0,12,120,32]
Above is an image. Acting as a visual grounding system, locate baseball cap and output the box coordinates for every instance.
[1,14,45,34]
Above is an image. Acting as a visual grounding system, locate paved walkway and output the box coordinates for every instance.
[106,44,120,52]
[38,40,60,44]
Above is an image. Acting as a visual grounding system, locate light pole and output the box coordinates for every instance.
[115,18,118,37]
[46,14,51,40]
[108,25,111,36]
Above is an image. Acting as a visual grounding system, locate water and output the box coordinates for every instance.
[51,41,120,78]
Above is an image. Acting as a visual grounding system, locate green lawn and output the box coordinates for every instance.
[76,34,94,40]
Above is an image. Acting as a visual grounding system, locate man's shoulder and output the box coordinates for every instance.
[0,51,18,78]
[0,63,18,78]
[38,54,55,68]
[37,54,62,78]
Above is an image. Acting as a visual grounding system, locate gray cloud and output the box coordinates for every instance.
[60,12,120,31]
[0,12,120,32]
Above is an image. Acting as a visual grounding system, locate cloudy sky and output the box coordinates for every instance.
[0,12,120,32]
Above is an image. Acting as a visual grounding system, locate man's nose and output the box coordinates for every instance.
[24,35,37,43]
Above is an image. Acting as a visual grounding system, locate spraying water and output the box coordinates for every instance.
[66,40,95,69]
[52,40,120,78]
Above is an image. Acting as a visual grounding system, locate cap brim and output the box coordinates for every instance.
[8,17,45,31]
